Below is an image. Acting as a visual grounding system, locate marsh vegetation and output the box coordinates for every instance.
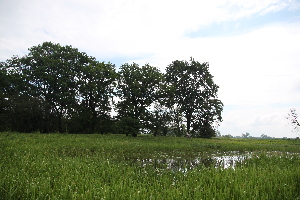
[1,133,299,199]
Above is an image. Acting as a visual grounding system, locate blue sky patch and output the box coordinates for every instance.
[186,9,300,38]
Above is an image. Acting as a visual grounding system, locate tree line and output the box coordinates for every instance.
[0,42,223,138]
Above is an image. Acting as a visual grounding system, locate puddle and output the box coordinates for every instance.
[213,154,250,169]
[135,152,252,172]
[129,151,299,172]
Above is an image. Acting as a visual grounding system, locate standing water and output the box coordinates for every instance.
[135,151,253,172]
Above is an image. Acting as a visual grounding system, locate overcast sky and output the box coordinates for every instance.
[1,0,300,138]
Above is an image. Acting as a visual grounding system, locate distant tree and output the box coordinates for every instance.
[116,63,163,136]
[287,108,300,133]
[261,134,267,139]
[165,58,223,138]
[215,130,221,137]
[222,134,233,138]
[261,134,273,139]
[242,132,251,138]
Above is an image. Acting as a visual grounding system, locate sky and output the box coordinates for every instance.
[1,0,300,138]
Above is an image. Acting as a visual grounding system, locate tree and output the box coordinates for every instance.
[1,42,117,134]
[167,106,186,137]
[287,108,300,133]
[165,58,223,138]
[6,95,44,132]
[116,63,163,136]
[148,102,172,136]
[0,56,30,97]
[222,134,233,138]
[20,42,94,133]
[0,63,10,131]
[242,132,251,138]
[0,58,32,131]
[261,134,273,139]
[69,61,116,134]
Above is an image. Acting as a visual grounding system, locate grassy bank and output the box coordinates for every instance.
[0,133,300,199]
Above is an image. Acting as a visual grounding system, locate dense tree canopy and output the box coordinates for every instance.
[0,64,9,131]
[0,42,116,133]
[0,42,223,138]
[70,61,116,134]
[116,63,163,136]
[20,42,93,132]
[165,59,223,137]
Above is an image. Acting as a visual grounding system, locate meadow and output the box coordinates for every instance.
[0,132,300,199]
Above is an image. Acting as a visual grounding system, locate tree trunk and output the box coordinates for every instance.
[186,112,192,137]
[58,114,63,133]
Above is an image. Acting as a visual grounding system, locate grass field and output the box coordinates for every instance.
[1,132,300,199]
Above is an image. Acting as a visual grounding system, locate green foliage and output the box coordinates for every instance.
[20,42,94,133]
[165,59,223,138]
[261,134,273,139]
[0,133,300,199]
[116,117,140,136]
[0,63,9,131]
[1,42,116,134]
[116,63,163,135]
[242,132,251,138]
[69,61,116,134]
[5,95,44,132]
[148,102,171,136]
[222,134,233,138]
[1,43,223,137]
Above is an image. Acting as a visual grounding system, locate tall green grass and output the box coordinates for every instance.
[0,133,299,199]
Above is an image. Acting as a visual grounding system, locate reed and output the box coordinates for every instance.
[0,133,299,199]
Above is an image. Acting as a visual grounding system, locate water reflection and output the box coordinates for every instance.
[136,153,252,172]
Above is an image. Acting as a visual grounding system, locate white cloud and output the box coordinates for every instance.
[2,0,299,60]
[0,0,300,137]
[220,105,300,138]
[187,22,300,106]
